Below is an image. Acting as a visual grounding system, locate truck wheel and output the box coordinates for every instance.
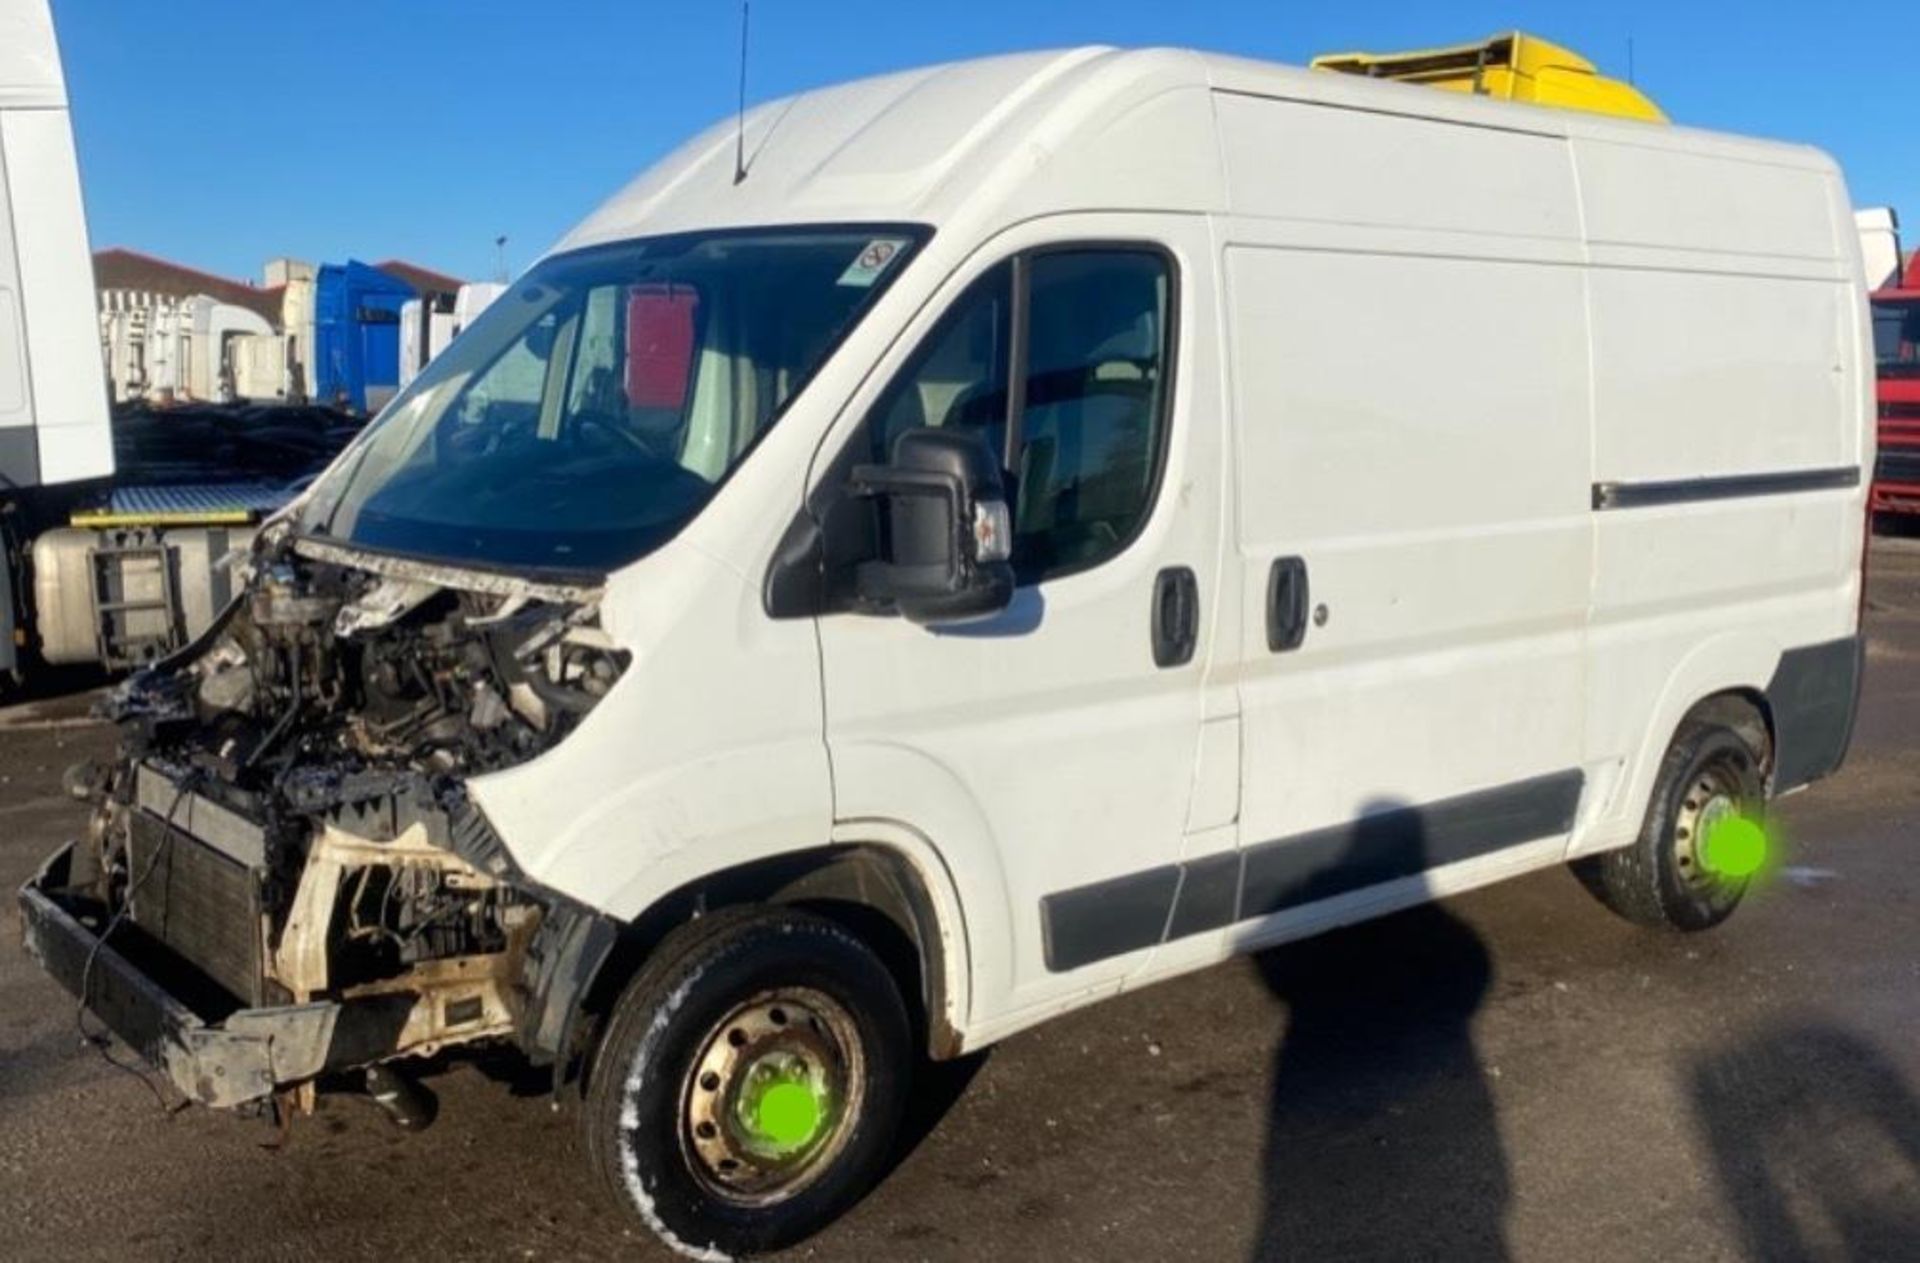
[583,906,910,1259]
[1573,720,1767,931]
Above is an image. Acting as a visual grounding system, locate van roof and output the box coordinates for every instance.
[555,46,1841,257]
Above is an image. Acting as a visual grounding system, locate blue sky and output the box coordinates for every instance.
[54,0,1919,284]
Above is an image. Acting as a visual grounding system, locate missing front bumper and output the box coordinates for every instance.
[18,843,412,1109]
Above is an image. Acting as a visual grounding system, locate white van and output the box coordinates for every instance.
[23,46,1870,1258]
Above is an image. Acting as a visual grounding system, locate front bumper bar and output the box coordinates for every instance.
[19,843,410,1109]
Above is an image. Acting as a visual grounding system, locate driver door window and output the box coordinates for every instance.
[1015,251,1171,581]
[867,263,1013,463]
[866,248,1173,585]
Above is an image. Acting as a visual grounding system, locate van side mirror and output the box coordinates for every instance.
[848,428,1015,624]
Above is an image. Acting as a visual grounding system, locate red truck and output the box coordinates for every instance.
[1874,253,1920,517]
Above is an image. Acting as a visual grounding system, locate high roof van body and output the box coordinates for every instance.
[23,46,1871,1258]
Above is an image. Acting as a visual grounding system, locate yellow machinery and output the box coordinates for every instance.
[1312,32,1667,124]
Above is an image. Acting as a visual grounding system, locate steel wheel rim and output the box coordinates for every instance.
[1672,761,1745,891]
[679,986,864,1206]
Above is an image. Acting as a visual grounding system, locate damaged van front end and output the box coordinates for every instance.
[18,523,626,1112]
[17,226,931,1127]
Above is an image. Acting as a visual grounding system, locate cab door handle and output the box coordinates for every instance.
[1267,556,1309,652]
[1152,566,1199,668]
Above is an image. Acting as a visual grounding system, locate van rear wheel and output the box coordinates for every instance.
[582,906,911,1259]
[1573,719,1766,931]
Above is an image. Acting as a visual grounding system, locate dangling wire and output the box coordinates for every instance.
[74,770,205,1115]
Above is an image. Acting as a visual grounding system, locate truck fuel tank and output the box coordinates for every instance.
[32,522,255,667]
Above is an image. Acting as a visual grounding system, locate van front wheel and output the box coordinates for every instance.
[1573,720,1766,931]
[583,907,910,1259]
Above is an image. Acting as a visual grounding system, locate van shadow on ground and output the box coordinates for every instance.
[1247,804,1511,1262]
[1691,1022,1920,1261]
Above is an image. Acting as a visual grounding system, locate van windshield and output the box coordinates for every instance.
[1874,299,1920,378]
[299,228,923,575]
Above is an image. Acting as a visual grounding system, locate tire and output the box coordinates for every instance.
[1573,719,1766,931]
[583,906,911,1259]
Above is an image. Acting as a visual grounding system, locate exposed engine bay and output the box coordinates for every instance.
[52,523,627,1109]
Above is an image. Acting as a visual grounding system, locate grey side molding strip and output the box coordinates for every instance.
[1041,769,1584,974]
[1592,467,1860,511]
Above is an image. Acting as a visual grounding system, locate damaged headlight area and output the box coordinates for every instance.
[18,532,627,1114]
[123,533,626,781]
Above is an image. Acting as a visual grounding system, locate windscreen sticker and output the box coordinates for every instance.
[838,238,909,288]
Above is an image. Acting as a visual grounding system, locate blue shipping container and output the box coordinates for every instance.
[312,261,415,412]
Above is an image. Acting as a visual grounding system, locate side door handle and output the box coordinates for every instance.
[1151,566,1199,668]
[1266,556,1310,652]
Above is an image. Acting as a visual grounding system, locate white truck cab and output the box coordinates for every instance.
[0,0,111,489]
[23,46,1870,1259]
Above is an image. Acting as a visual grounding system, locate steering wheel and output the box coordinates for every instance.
[573,410,674,462]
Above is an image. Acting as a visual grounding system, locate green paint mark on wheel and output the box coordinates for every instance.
[754,1080,823,1149]
[1701,815,1767,878]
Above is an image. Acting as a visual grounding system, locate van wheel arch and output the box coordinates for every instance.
[1689,687,1774,786]
[568,845,963,1098]
[1682,688,1775,787]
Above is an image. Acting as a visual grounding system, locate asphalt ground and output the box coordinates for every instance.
[3,537,1918,1261]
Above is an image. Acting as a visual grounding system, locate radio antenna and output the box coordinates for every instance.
[733,2,751,185]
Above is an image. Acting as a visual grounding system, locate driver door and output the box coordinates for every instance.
[812,216,1232,1032]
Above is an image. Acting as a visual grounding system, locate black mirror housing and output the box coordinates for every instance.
[849,428,1015,624]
